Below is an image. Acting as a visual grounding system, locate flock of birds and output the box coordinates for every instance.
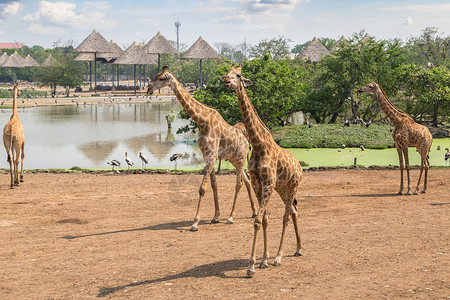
[106,151,183,172]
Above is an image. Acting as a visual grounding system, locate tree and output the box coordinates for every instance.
[250,36,292,59]
[178,55,308,133]
[405,27,450,68]
[400,64,450,127]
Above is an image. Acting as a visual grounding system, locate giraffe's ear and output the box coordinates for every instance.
[162,65,168,71]
[242,76,253,86]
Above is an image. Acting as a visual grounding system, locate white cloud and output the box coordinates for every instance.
[381,3,450,15]
[403,16,413,25]
[246,0,307,13]
[23,0,117,35]
[1,1,24,18]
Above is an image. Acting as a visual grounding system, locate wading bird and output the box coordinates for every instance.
[139,152,148,169]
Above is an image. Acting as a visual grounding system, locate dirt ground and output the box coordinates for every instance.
[0,168,448,299]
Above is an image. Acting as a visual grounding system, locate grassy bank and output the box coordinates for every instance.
[272,124,395,149]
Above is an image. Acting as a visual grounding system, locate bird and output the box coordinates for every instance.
[125,152,133,170]
[344,119,349,127]
[365,120,372,128]
[436,146,441,150]
[445,148,450,161]
[107,159,121,171]
[360,145,365,151]
[139,152,148,169]
[170,153,182,170]
[340,144,346,149]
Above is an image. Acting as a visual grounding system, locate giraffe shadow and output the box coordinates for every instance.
[429,202,450,206]
[97,258,248,297]
[61,220,210,240]
[304,193,397,199]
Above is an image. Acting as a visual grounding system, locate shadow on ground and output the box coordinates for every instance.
[97,258,248,297]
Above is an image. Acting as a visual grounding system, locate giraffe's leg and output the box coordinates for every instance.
[13,146,20,186]
[216,159,222,174]
[7,149,14,189]
[247,179,265,277]
[422,155,429,193]
[243,170,257,218]
[260,211,269,268]
[20,142,24,182]
[291,199,303,256]
[226,165,243,224]
[413,155,425,195]
[274,204,291,266]
[190,161,215,231]
[403,148,411,195]
[396,147,404,195]
[210,170,220,224]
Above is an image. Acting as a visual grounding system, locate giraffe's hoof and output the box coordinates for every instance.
[397,191,403,195]
[413,191,419,195]
[226,218,234,224]
[210,218,220,224]
[406,191,412,195]
[259,260,269,269]
[190,225,198,231]
[246,268,255,277]
[20,176,23,183]
[273,258,282,266]
[294,249,302,257]
[421,190,426,194]
[10,186,14,189]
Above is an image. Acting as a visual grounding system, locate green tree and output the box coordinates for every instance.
[400,64,450,127]
[250,36,292,59]
[178,55,308,133]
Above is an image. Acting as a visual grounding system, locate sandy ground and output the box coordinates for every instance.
[0,168,449,299]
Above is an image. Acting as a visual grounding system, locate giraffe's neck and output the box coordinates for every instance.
[12,88,18,117]
[375,87,410,125]
[235,82,271,147]
[168,77,211,129]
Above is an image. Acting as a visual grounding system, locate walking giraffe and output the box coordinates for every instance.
[3,83,25,189]
[358,82,432,194]
[222,64,303,277]
[147,66,256,230]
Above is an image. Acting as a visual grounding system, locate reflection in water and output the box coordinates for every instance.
[0,102,203,169]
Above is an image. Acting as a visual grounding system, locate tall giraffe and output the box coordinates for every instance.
[3,83,25,189]
[358,82,432,194]
[222,65,303,277]
[147,66,256,231]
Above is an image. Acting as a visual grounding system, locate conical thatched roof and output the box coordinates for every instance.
[75,29,114,53]
[113,42,157,65]
[23,54,39,67]
[0,53,8,65]
[74,52,95,62]
[330,35,348,52]
[144,32,179,55]
[182,36,221,60]
[1,52,25,67]
[298,37,330,62]
[42,54,58,66]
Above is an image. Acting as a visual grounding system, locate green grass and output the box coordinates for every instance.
[272,124,395,149]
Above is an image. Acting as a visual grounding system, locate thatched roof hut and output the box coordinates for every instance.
[182,36,221,60]
[182,36,221,87]
[0,53,8,65]
[298,37,330,63]
[144,32,178,55]
[75,29,114,54]
[113,42,157,65]
[42,54,58,67]
[1,52,26,67]
[23,54,39,67]
[330,35,348,52]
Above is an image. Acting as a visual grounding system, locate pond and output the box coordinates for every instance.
[0,102,204,170]
[1,103,449,170]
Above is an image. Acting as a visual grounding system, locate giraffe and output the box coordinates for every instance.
[3,83,25,189]
[147,66,256,231]
[221,64,303,277]
[358,82,433,195]
[217,122,249,174]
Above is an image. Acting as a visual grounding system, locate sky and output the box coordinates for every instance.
[0,0,449,51]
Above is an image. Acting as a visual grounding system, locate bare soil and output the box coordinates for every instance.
[1,169,449,299]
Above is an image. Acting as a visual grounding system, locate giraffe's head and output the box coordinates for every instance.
[9,83,22,97]
[221,64,252,90]
[358,82,379,94]
[147,65,173,95]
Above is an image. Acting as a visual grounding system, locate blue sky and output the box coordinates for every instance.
[0,0,449,50]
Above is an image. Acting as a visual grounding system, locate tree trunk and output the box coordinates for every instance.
[432,100,440,127]
[329,98,346,124]
[66,88,70,98]
[350,94,358,119]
